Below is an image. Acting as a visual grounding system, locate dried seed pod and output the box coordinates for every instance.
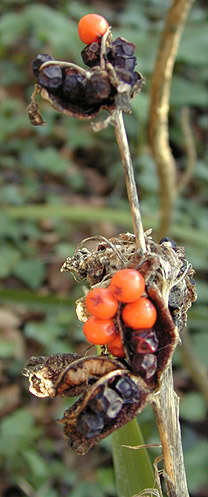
[63,232,196,390]
[22,353,124,398]
[28,32,144,124]
[59,369,150,455]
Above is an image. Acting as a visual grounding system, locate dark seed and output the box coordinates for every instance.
[111,37,136,57]
[130,329,159,354]
[85,73,112,104]
[62,70,85,103]
[115,377,140,402]
[32,54,54,78]
[38,64,63,91]
[103,388,123,419]
[114,56,136,71]
[131,354,157,379]
[159,237,177,248]
[78,410,104,439]
[81,41,101,67]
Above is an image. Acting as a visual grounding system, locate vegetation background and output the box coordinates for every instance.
[0,0,207,496]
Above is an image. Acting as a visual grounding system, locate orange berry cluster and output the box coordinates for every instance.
[83,269,157,358]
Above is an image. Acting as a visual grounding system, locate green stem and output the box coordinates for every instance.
[112,418,155,497]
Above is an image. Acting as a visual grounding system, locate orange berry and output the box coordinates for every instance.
[122,297,157,329]
[83,316,117,345]
[78,14,109,44]
[109,268,145,303]
[107,334,125,357]
[86,287,118,319]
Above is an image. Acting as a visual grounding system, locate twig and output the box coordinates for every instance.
[178,107,196,194]
[148,0,195,239]
[180,328,208,406]
[152,365,190,497]
[113,109,146,254]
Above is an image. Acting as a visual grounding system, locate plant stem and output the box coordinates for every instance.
[114,109,146,255]
[152,365,190,497]
[148,0,195,239]
[112,418,155,497]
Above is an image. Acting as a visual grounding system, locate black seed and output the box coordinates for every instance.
[103,388,123,418]
[159,237,177,248]
[38,64,63,91]
[81,41,101,67]
[85,73,111,104]
[130,329,159,354]
[78,410,104,439]
[115,377,140,402]
[114,56,136,71]
[111,37,136,57]
[131,354,157,379]
[32,54,54,78]
[62,70,86,103]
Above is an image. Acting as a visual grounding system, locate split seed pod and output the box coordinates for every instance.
[27,30,144,125]
[63,232,197,391]
[23,353,125,398]
[58,369,150,455]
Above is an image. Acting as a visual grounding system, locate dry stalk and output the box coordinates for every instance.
[112,113,191,496]
[152,365,189,497]
[178,107,196,194]
[113,109,146,255]
[148,0,195,239]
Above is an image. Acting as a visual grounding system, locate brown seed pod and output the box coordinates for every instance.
[62,232,196,390]
[58,369,150,455]
[22,353,125,398]
[28,30,144,125]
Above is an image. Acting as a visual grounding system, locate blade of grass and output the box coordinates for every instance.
[4,205,208,248]
[112,418,155,497]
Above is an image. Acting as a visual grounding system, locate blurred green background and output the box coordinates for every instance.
[0,0,208,496]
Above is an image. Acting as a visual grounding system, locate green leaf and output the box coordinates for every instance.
[112,418,155,497]
[185,440,208,492]
[14,259,45,288]
[171,76,208,107]
[0,408,40,457]
[0,244,20,277]
[180,392,206,421]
